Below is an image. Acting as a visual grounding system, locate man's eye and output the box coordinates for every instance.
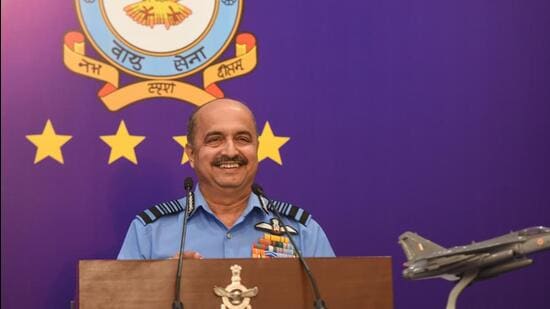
[205,136,223,145]
[236,136,251,143]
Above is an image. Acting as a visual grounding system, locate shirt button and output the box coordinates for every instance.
[226,232,232,239]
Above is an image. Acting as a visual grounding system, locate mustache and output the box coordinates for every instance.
[212,155,248,166]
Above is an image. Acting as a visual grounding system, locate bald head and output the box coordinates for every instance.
[187,98,258,146]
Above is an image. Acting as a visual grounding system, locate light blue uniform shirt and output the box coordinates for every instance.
[118,188,335,259]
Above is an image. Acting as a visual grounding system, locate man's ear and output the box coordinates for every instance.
[185,144,195,168]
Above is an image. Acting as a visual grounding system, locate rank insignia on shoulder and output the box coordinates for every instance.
[269,200,311,226]
[253,192,312,226]
[136,198,188,225]
[255,218,298,236]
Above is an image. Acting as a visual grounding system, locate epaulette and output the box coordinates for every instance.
[269,200,311,226]
[136,198,185,225]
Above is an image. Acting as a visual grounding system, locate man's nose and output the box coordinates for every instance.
[221,139,238,156]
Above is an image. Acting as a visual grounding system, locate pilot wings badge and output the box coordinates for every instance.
[255,218,298,236]
[64,0,257,111]
[214,265,258,309]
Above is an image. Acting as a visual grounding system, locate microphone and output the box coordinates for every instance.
[251,184,328,309]
[173,177,194,309]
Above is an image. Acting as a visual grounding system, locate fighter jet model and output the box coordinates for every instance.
[398,226,550,309]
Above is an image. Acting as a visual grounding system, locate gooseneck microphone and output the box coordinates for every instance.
[172,177,194,309]
[251,184,328,309]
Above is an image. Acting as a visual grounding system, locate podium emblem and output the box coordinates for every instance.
[214,265,258,309]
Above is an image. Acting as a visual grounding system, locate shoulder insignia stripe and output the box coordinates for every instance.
[167,201,176,212]
[164,203,175,212]
[284,203,292,215]
[270,200,311,227]
[288,204,298,219]
[161,203,170,213]
[298,209,310,225]
[284,203,292,214]
[276,201,284,212]
[252,192,312,226]
[158,203,166,215]
[137,212,153,225]
[172,201,179,211]
[150,205,163,218]
[173,200,183,211]
[136,198,185,225]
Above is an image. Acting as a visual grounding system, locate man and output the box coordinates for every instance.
[118,98,334,259]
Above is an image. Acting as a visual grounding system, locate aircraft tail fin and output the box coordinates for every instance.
[398,231,446,261]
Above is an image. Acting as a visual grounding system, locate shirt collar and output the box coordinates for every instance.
[189,185,269,218]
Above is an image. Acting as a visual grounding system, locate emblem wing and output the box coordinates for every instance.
[241,287,259,298]
[255,222,273,231]
[213,286,231,298]
[124,0,192,30]
[283,225,298,235]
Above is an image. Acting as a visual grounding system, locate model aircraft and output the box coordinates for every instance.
[398,226,550,308]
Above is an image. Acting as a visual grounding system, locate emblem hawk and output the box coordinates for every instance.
[124,0,192,30]
[213,286,259,305]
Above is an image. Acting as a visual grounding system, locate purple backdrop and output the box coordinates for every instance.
[2,0,550,308]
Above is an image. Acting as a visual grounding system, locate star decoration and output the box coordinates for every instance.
[25,119,73,164]
[172,135,189,165]
[258,121,290,165]
[100,120,145,164]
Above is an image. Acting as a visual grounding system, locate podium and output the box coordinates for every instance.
[77,257,393,308]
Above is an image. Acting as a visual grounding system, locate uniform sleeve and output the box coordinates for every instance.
[301,219,336,257]
[117,219,152,259]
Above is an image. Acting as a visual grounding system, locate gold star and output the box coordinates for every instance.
[100,120,145,164]
[26,119,72,164]
[258,121,290,165]
[172,135,189,165]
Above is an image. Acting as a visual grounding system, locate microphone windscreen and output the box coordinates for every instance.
[251,183,264,195]
[184,177,194,191]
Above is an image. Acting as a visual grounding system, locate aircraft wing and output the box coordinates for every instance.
[418,238,522,260]
[408,253,478,269]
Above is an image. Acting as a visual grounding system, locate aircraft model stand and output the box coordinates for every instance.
[445,269,478,309]
[398,226,550,309]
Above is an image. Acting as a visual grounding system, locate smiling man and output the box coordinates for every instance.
[118,98,335,259]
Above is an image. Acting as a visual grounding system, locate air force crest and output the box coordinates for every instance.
[63,0,257,111]
[214,265,258,309]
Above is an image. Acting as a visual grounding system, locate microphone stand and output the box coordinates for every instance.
[253,184,327,309]
[172,177,194,309]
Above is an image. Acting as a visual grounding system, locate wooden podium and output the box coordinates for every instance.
[77,257,393,308]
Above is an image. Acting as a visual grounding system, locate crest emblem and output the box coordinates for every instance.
[63,0,257,111]
[124,0,192,30]
[214,265,258,309]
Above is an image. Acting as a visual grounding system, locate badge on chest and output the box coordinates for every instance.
[254,218,298,236]
[252,218,298,258]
